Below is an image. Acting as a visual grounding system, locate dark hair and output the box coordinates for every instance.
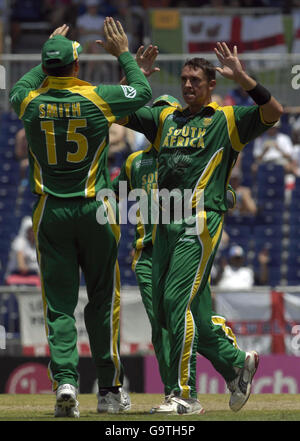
[183,58,216,82]
[44,60,76,77]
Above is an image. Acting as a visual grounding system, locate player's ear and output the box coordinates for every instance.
[209,79,216,92]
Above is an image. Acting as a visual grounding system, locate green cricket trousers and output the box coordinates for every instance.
[133,246,171,396]
[32,193,124,391]
[152,210,245,399]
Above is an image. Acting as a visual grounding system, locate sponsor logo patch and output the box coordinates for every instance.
[121,85,137,99]
[46,51,60,55]
[203,117,212,126]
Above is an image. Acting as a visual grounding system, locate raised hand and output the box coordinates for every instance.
[214,42,244,81]
[49,24,69,39]
[136,45,160,78]
[96,17,129,57]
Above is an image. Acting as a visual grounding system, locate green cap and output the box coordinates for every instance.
[152,94,181,109]
[42,35,83,69]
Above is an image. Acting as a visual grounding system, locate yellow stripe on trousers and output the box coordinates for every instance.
[103,198,122,386]
[111,260,122,386]
[132,210,146,271]
[179,211,224,398]
[211,315,239,348]
[31,194,59,390]
[132,247,142,271]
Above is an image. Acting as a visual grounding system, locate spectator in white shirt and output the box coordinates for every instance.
[215,244,269,290]
[216,245,254,290]
[5,216,40,286]
[252,121,294,174]
[77,0,105,82]
[77,0,105,47]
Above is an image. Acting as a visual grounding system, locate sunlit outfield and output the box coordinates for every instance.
[0,393,300,421]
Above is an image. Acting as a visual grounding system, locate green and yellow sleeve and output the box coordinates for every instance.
[234,105,276,146]
[94,52,152,122]
[9,64,47,117]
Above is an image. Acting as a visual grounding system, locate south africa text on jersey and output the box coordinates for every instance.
[162,126,206,148]
[39,102,81,118]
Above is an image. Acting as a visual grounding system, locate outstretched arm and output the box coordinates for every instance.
[135,44,160,77]
[214,42,283,123]
[49,23,69,39]
[10,23,73,115]
[96,17,129,57]
[119,44,160,86]
[94,17,152,121]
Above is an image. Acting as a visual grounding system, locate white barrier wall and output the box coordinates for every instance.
[1,286,298,356]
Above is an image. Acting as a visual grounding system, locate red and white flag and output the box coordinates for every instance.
[292,11,300,54]
[215,290,300,355]
[182,15,238,53]
[239,15,286,54]
[182,14,286,55]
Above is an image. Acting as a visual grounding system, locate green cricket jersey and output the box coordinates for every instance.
[9,52,152,198]
[112,142,237,251]
[112,146,158,250]
[123,101,274,212]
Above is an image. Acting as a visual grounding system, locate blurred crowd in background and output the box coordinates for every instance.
[2,0,300,54]
[1,0,300,290]
[3,85,300,289]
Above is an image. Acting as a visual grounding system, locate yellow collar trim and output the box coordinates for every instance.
[181,101,220,114]
[45,76,92,89]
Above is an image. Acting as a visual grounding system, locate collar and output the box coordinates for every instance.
[144,144,158,155]
[43,76,92,89]
[206,101,220,111]
[181,101,220,118]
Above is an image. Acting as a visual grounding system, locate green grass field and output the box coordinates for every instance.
[0,393,300,421]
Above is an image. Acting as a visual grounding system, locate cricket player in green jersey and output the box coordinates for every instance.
[9,20,152,418]
[119,42,283,414]
[112,96,181,397]
[114,95,248,411]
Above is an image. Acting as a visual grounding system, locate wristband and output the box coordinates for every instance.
[246,83,271,106]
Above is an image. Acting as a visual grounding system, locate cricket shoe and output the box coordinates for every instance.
[97,388,131,414]
[149,394,172,413]
[54,384,80,418]
[227,350,259,412]
[150,395,205,415]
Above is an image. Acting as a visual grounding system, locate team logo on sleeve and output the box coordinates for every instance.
[203,117,212,126]
[121,85,137,99]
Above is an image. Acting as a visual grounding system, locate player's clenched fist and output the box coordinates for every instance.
[96,17,129,57]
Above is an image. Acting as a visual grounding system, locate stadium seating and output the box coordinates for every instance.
[253,224,283,240]
[254,162,288,285]
[255,209,283,226]
[225,224,252,252]
[0,112,24,285]
[292,177,300,196]
[265,266,282,286]
[286,267,300,285]
[285,221,300,285]
[255,164,285,204]
[241,141,254,187]
[0,110,298,292]
[256,163,285,183]
[290,189,300,212]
